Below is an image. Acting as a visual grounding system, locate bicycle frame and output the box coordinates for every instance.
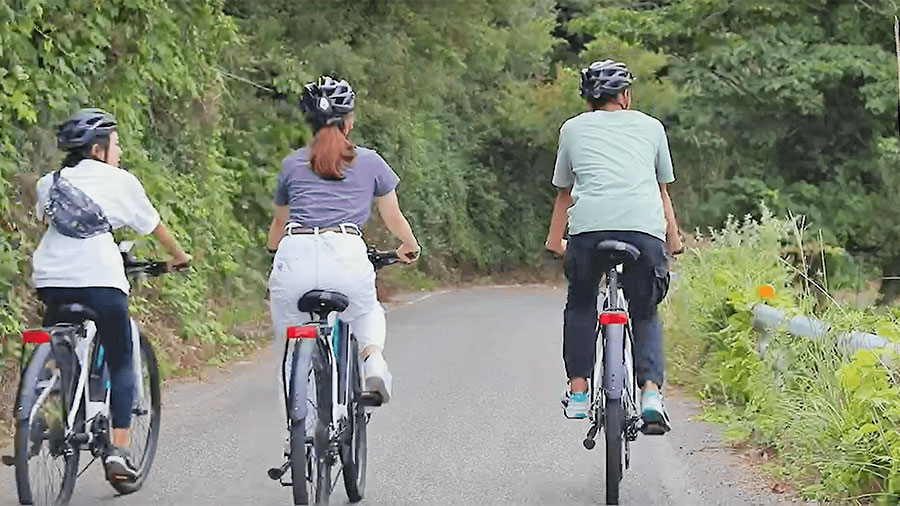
[21,318,146,449]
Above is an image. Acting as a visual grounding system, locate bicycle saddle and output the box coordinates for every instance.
[298,290,350,316]
[52,303,99,324]
[596,240,641,264]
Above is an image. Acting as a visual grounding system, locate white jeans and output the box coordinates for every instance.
[268,232,386,423]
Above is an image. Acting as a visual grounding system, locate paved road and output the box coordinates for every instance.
[2,287,797,505]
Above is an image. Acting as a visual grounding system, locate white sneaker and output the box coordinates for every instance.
[363,352,392,403]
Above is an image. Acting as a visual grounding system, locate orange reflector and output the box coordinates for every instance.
[600,312,628,325]
[22,330,51,344]
[286,326,317,339]
[757,284,776,300]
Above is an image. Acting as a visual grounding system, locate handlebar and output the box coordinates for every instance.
[123,259,190,279]
[368,248,403,271]
[119,243,189,279]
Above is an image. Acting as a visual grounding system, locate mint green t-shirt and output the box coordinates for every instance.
[552,110,675,241]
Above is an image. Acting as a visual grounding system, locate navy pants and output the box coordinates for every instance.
[563,231,670,387]
[38,287,134,429]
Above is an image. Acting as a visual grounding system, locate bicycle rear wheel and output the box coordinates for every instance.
[109,332,161,494]
[313,355,333,505]
[341,337,366,503]
[604,398,625,505]
[290,418,310,505]
[14,343,80,506]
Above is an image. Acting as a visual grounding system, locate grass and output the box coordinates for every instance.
[665,210,900,503]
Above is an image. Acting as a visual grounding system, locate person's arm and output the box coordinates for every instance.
[267,205,290,252]
[375,190,419,262]
[546,122,574,256]
[660,183,682,255]
[122,173,189,268]
[152,222,191,268]
[545,187,573,256]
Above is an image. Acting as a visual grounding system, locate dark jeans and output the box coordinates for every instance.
[37,287,134,429]
[563,231,670,387]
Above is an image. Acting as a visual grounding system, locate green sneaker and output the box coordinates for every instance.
[641,390,671,434]
[561,390,589,419]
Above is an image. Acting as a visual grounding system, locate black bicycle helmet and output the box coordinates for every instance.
[580,60,634,99]
[300,76,356,129]
[57,108,117,151]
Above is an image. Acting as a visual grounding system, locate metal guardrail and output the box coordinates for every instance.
[751,304,900,355]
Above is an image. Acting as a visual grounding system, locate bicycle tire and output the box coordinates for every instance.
[604,398,625,505]
[290,418,310,505]
[341,337,367,503]
[14,343,80,506]
[109,332,161,495]
[313,348,333,505]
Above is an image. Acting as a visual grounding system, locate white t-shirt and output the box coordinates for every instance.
[32,159,161,294]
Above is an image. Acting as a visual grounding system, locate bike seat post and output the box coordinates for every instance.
[607,267,621,309]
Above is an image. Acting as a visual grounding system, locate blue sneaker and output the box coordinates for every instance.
[561,390,589,419]
[641,390,671,434]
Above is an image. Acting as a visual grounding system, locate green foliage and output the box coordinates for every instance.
[565,0,900,284]
[668,211,900,501]
[0,0,259,379]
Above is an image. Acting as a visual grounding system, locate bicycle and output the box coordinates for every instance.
[6,242,183,505]
[267,247,405,505]
[579,240,669,506]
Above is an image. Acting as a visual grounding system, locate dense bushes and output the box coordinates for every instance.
[667,212,900,502]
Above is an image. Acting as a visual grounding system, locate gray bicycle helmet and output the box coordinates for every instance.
[580,60,634,99]
[301,76,356,129]
[57,108,117,151]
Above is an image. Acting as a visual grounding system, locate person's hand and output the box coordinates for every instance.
[667,234,684,258]
[545,238,567,257]
[168,251,192,272]
[397,242,420,263]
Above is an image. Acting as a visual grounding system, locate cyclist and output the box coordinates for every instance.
[32,108,191,480]
[545,60,682,429]
[267,76,420,412]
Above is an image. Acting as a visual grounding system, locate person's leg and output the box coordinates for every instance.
[619,232,670,427]
[268,236,318,426]
[84,288,135,445]
[563,232,605,393]
[322,235,391,400]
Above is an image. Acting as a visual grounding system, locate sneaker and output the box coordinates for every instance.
[363,352,392,404]
[640,390,671,434]
[104,446,139,482]
[561,390,589,419]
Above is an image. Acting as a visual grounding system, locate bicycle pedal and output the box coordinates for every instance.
[640,422,670,435]
[1,455,14,466]
[267,461,290,481]
[359,392,383,407]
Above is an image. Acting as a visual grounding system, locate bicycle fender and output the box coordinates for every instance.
[603,324,627,400]
[15,344,52,421]
[289,341,314,423]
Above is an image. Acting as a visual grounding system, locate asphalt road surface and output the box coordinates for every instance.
[2,287,802,505]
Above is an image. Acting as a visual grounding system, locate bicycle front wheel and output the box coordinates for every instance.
[14,343,80,506]
[604,398,625,505]
[109,332,161,495]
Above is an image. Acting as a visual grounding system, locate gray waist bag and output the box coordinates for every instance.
[44,171,112,239]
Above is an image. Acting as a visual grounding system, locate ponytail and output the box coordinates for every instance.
[308,123,356,180]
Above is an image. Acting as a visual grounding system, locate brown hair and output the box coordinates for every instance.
[308,123,356,180]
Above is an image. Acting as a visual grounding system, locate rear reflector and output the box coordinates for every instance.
[286,326,317,339]
[600,312,628,325]
[22,330,51,344]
